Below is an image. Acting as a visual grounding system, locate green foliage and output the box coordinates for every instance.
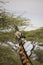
[31,50,43,65]
[34,50,43,63]
[22,28,43,42]
[0,12,29,30]
[0,31,15,42]
[0,46,22,65]
[0,11,29,42]
[31,60,43,65]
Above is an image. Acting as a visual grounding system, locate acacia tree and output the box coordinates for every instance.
[0,1,30,43]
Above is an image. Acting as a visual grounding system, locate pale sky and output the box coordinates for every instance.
[0,0,43,30]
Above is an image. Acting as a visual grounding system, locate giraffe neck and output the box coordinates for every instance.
[15,31,33,65]
[19,44,33,65]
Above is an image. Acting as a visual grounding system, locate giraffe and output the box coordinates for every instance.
[15,31,33,65]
